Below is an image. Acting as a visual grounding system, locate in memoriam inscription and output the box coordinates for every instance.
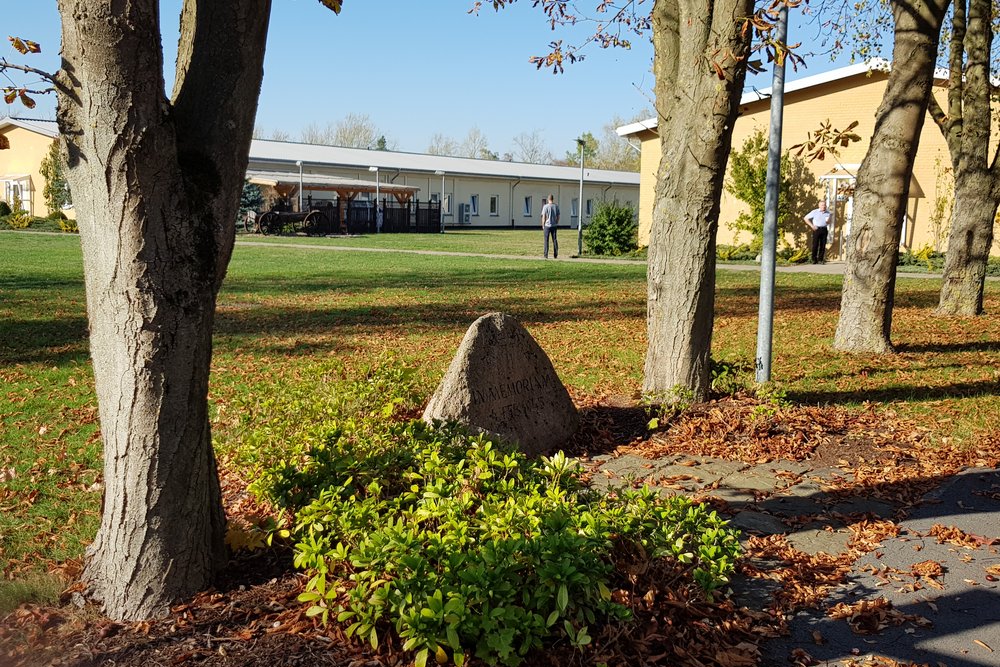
[422,312,578,457]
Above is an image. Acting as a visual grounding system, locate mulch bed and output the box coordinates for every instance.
[3,395,999,667]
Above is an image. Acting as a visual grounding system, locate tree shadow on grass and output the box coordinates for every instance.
[0,316,90,365]
[897,340,1000,354]
[786,378,1000,405]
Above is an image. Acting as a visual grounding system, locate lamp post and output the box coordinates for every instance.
[368,166,379,232]
[576,138,585,256]
[754,3,789,384]
[296,160,303,212]
[434,169,446,233]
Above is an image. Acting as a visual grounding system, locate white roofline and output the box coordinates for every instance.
[616,58,952,138]
[0,116,58,138]
[249,139,639,185]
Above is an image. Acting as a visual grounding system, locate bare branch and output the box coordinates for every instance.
[0,58,57,86]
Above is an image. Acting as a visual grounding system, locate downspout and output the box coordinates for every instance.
[510,177,521,228]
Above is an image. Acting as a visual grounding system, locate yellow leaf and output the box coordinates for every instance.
[9,37,28,54]
[316,0,343,13]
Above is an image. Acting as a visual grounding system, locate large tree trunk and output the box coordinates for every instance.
[833,0,949,353]
[55,0,271,621]
[933,0,996,316]
[938,172,996,315]
[644,0,753,400]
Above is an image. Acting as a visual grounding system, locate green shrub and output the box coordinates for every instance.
[58,217,79,233]
[583,201,638,256]
[717,244,758,262]
[898,244,944,271]
[39,140,72,215]
[47,210,68,221]
[0,201,10,217]
[6,209,32,229]
[257,408,739,666]
[777,245,810,264]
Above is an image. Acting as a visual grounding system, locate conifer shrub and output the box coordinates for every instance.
[583,201,638,256]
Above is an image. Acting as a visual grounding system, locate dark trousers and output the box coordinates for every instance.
[811,226,828,263]
[543,226,558,258]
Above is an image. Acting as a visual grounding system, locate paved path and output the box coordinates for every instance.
[586,454,1000,666]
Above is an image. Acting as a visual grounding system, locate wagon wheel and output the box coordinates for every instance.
[258,212,279,236]
[242,212,257,234]
[302,210,324,236]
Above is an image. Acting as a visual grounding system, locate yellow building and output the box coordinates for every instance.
[0,116,69,218]
[617,61,956,257]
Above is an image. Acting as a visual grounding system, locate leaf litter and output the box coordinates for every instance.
[3,394,1000,666]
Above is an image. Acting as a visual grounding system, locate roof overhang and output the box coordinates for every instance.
[615,58,950,139]
[0,117,58,139]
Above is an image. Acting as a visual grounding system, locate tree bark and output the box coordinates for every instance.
[643,0,754,401]
[55,0,272,621]
[833,0,950,353]
[938,172,996,315]
[932,0,996,316]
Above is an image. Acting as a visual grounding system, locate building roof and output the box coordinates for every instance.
[0,116,640,187]
[250,139,640,186]
[615,59,950,138]
[0,117,58,138]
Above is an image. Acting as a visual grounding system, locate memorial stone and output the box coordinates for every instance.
[423,312,578,456]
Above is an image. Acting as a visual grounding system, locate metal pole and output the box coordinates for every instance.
[296,160,303,212]
[577,138,585,256]
[369,165,379,231]
[755,4,789,384]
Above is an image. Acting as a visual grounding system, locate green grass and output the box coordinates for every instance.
[236,228,643,259]
[2,230,999,578]
[0,573,65,614]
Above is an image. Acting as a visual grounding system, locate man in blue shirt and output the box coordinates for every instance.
[804,200,832,264]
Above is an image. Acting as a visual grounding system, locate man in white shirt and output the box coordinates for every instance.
[804,200,832,264]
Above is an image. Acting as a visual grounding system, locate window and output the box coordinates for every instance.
[489,195,499,216]
[470,194,479,216]
[585,199,594,217]
[571,198,579,218]
[430,193,440,204]
[523,196,532,217]
[444,194,452,215]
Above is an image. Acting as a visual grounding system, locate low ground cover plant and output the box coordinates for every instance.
[247,365,740,666]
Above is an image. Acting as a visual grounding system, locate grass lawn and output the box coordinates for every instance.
[236,227,645,259]
[2,230,999,586]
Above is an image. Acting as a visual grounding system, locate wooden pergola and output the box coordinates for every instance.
[246,169,421,207]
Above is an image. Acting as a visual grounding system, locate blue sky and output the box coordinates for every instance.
[3,1,851,159]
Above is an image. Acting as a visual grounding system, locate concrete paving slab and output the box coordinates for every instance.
[786,523,853,557]
[598,454,670,481]
[763,468,1000,667]
[730,510,789,536]
[718,471,788,493]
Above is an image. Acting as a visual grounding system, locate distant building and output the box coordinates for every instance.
[0,117,64,218]
[247,139,640,230]
[0,115,640,230]
[618,61,956,256]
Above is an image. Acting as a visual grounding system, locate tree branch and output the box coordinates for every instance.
[0,58,56,83]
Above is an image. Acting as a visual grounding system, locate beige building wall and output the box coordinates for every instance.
[0,125,53,218]
[249,158,640,230]
[635,70,955,255]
